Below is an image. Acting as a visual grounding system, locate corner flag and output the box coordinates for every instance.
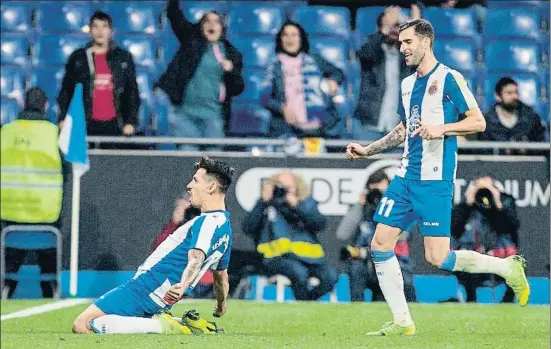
[58,83,89,178]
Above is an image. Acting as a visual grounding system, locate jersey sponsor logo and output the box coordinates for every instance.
[408,105,421,134]
[428,80,438,95]
[423,221,440,227]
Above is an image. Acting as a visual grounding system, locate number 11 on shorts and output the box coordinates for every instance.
[378,197,395,217]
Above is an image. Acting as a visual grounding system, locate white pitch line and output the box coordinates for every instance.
[1,298,92,321]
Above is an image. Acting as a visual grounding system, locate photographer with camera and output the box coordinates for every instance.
[451,175,520,303]
[336,170,415,302]
[243,171,337,301]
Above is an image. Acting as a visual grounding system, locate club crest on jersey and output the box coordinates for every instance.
[408,105,421,134]
[428,80,438,95]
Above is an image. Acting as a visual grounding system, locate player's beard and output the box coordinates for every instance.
[411,50,425,67]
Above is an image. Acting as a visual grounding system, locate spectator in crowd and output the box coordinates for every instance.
[1,87,63,299]
[451,174,519,303]
[478,77,546,154]
[57,11,140,138]
[422,0,487,32]
[150,196,214,298]
[155,0,244,150]
[260,21,345,139]
[336,169,415,302]
[353,6,416,137]
[243,171,337,301]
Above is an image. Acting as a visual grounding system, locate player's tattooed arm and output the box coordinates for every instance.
[364,121,406,157]
[212,270,229,317]
[180,249,206,290]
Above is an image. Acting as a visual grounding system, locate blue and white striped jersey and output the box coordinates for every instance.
[396,63,478,181]
[133,210,232,308]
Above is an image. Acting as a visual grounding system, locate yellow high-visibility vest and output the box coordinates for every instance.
[1,120,63,223]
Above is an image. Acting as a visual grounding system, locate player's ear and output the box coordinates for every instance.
[208,181,217,195]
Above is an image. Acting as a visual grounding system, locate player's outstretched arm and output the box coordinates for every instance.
[345,121,406,159]
[212,270,229,317]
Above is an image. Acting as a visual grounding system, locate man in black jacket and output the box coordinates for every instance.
[155,0,244,150]
[451,175,520,303]
[478,77,546,154]
[353,6,415,136]
[57,11,140,138]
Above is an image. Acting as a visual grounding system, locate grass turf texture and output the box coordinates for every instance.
[1,300,549,349]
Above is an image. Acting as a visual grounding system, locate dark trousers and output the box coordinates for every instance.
[348,259,416,302]
[455,272,515,303]
[263,256,338,301]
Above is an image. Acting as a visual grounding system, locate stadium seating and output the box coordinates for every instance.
[34,35,88,66]
[135,68,154,105]
[179,1,229,23]
[30,67,65,100]
[1,33,30,67]
[1,65,26,100]
[423,8,478,38]
[309,37,350,72]
[1,1,33,33]
[227,5,284,38]
[0,97,20,125]
[232,37,275,69]
[484,72,544,115]
[228,102,271,136]
[102,2,156,34]
[35,2,92,34]
[292,6,351,40]
[434,38,478,74]
[484,40,540,73]
[487,1,544,10]
[485,8,542,39]
[117,35,157,68]
[233,68,264,102]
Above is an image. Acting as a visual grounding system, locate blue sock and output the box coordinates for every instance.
[371,250,395,262]
[440,251,457,271]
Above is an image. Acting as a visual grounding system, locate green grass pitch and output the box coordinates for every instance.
[1,300,549,349]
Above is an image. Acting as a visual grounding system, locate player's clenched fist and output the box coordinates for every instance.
[345,143,368,159]
[163,283,185,305]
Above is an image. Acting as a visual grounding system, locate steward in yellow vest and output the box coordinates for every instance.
[1,90,63,224]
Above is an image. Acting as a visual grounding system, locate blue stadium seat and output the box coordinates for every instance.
[292,6,351,40]
[484,73,544,115]
[423,8,478,38]
[30,66,65,100]
[118,35,157,68]
[310,37,350,72]
[229,102,270,136]
[355,6,411,46]
[232,37,275,69]
[1,97,20,125]
[135,68,154,105]
[1,33,30,66]
[1,66,26,100]
[234,68,264,102]
[36,2,92,34]
[279,1,307,16]
[180,1,229,23]
[102,2,156,34]
[434,38,477,74]
[1,1,33,33]
[227,5,284,38]
[485,40,540,73]
[486,8,541,39]
[487,1,543,10]
[34,35,88,66]
[160,34,180,66]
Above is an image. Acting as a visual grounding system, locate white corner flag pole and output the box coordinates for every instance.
[69,168,81,298]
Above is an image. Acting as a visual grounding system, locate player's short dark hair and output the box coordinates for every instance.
[399,18,434,49]
[24,87,47,113]
[495,77,518,96]
[90,11,113,28]
[275,20,310,54]
[195,157,235,194]
[365,169,390,188]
